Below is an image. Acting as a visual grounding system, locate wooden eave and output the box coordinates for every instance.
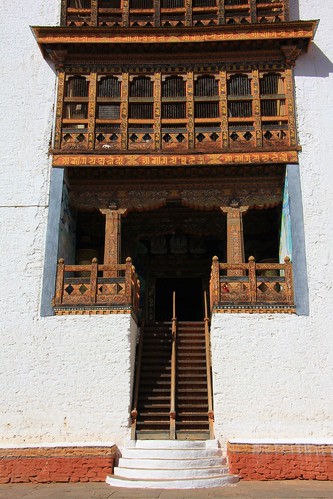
[32,21,318,66]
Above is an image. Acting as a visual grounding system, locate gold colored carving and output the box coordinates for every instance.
[52,150,298,168]
[88,72,97,150]
[54,71,65,150]
[33,22,317,47]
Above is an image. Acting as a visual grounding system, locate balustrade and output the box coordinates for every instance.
[210,255,295,312]
[61,0,289,26]
[53,257,140,315]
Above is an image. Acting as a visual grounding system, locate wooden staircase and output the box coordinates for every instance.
[135,323,173,439]
[132,295,214,440]
[176,322,210,440]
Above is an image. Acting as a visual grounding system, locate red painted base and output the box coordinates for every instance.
[0,446,116,484]
[228,442,333,480]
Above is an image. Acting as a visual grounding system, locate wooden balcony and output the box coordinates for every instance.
[61,0,290,27]
[209,255,295,313]
[53,257,140,316]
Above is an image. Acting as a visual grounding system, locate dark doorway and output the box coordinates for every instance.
[155,277,203,322]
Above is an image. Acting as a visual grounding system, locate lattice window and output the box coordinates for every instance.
[162,76,186,98]
[68,0,91,7]
[65,76,89,97]
[162,103,186,119]
[130,76,153,97]
[195,75,218,97]
[98,76,121,97]
[225,0,248,5]
[99,0,121,7]
[227,74,251,96]
[193,0,216,7]
[129,104,153,119]
[161,0,184,7]
[260,73,285,117]
[130,0,153,8]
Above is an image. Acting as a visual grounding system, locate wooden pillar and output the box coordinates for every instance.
[219,70,228,149]
[220,206,249,275]
[154,0,160,27]
[60,0,67,26]
[88,72,97,150]
[154,71,162,151]
[185,0,192,27]
[91,0,98,26]
[252,70,262,148]
[250,0,257,23]
[121,72,129,150]
[123,0,130,27]
[54,71,65,150]
[285,68,297,147]
[187,71,195,150]
[100,208,128,275]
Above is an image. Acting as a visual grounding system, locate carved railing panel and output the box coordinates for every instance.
[53,257,140,315]
[61,0,289,26]
[210,255,295,312]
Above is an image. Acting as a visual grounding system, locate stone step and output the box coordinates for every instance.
[118,456,227,468]
[120,448,223,460]
[114,465,229,480]
[134,439,218,449]
[106,474,238,489]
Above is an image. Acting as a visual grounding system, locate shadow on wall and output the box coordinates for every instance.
[295,43,333,78]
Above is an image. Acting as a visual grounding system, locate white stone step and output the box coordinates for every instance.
[106,474,239,489]
[134,439,212,449]
[121,448,222,459]
[114,466,229,479]
[118,456,227,468]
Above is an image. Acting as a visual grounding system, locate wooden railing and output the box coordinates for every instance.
[130,319,144,440]
[204,291,215,439]
[62,0,289,27]
[53,256,140,314]
[170,291,177,440]
[210,255,294,312]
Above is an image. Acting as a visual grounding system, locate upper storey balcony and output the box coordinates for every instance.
[54,68,298,159]
[61,0,290,28]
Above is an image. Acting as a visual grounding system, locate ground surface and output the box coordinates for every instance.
[0,481,332,498]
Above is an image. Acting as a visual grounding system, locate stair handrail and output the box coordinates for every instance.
[130,319,145,440]
[204,291,215,439]
[170,291,177,440]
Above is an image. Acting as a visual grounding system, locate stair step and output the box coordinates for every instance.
[106,474,239,489]
[114,466,229,480]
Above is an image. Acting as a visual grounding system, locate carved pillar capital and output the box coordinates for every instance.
[220,205,249,216]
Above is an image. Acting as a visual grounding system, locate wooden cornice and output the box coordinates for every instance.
[32,21,318,66]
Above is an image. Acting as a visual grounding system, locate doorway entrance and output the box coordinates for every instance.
[155,277,203,321]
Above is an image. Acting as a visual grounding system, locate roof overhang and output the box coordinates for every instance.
[32,21,318,66]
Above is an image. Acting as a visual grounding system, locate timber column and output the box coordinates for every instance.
[220,205,249,275]
[100,207,128,276]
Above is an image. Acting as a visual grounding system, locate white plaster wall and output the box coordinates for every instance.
[0,0,138,446]
[0,0,332,448]
[212,0,333,444]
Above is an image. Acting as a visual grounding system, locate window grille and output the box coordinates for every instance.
[98,77,121,98]
[65,76,89,97]
[130,77,153,97]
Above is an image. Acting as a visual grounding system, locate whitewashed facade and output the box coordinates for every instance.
[0,0,332,455]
